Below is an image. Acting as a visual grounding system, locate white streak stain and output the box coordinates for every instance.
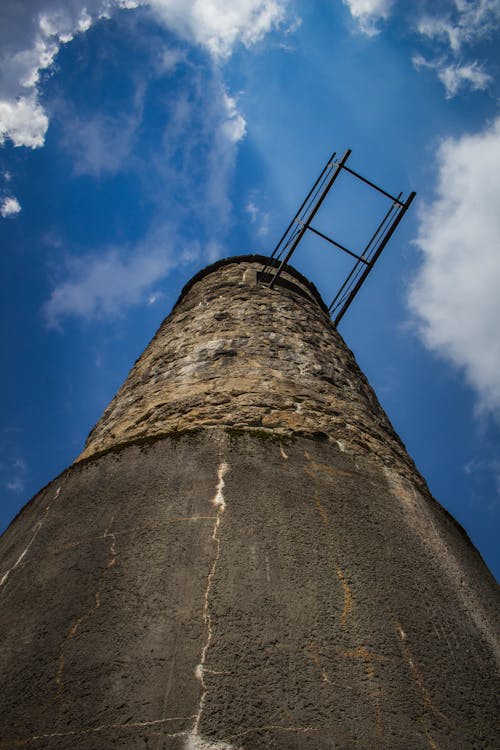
[1,716,195,747]
[185,462,235,750]
[0,487,61,589]
[279,444,288,460]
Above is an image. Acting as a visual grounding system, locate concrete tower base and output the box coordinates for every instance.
[0,257,498,749]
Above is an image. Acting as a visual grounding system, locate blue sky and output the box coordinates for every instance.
[1,0,500,580]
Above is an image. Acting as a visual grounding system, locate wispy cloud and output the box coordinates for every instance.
[0,0,291,323]
[5,456,27,493]
[409,117,500,420]
[43,225,194,326]
[1,0,290,323]
[464,456,500,512]
[342,0,394,36]
[61,109,143,178]
[417,1,500,52]
[342,0,498,98]
[6,478,24,493]
[412,54,492,98]
[44,62,247,325]
[0,0,289,149]
[0,195,21,218]
[246,192,271,237]
[413,0,499,97]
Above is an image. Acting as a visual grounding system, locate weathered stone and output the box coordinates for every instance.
[78,257,415,484]
[0,255,498,750]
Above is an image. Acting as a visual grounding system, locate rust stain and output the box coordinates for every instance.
[335,566,352,627]
[303,451,352,479]
[343,646,387,673]
[394,620,449,724]
[313,495,330,525]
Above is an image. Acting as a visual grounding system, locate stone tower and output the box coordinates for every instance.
[0,255,498,750]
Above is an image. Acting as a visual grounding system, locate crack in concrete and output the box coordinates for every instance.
[51,516,217,555]
[306,648,332,683]
[56,514,118,697]
[185,462,235,750]
[223,723,351,743]
[0,487,61,589]
[425,732,441,750]
[0,715,195,747]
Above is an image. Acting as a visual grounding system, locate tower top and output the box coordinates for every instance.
[78,255,412,481]
[173,253,329,314]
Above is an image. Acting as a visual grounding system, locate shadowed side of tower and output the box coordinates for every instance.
[0,255,498,750]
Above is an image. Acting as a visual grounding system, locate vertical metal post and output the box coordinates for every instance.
[332,191,416,327]
[262,149,337,276]
[269,149,352,288]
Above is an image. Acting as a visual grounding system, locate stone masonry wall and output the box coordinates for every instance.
[79,257,416,479]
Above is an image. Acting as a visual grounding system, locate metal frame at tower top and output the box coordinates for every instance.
[261,149,416,327]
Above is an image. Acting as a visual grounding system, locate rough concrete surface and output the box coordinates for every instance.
[0,432,498,749]
[1,256,499,749]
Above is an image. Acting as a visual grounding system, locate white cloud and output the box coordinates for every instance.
[43,228,193,326]
[342,0,393,35]
[6,478,24,493]
[413,1,499,95]
[0,0,289,149]
[417,1,500,52]
[147,291,163,305]
[220,93,246,143]
[5,456,27,493]
[437,60,492,97]
[246,200,259,223]
[409,117,500,419]
[0,0,284,319]
[157,69,247,230]
[157,46,186,73]
[245,193,270,236]
[146,0,288,58]
[44,69,244,324]
[412,54,492,98]
[61,109,142,177]
[1,195,22,217]
[0,96,48,148]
